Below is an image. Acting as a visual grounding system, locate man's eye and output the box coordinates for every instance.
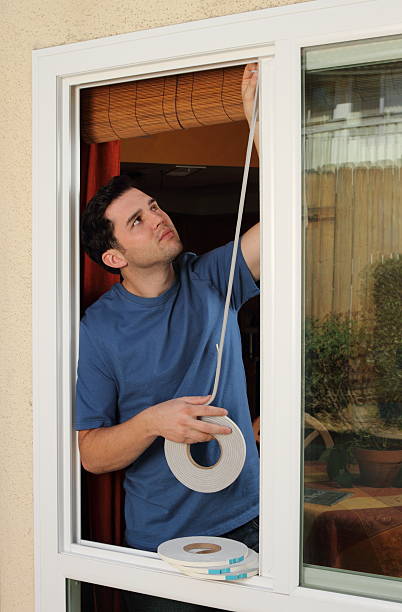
[132,217,141,226]
[151,204,159,211]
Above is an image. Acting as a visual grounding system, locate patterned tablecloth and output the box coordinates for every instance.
[304,462,402,578]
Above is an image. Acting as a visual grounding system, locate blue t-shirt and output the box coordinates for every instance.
[75,241,260,551]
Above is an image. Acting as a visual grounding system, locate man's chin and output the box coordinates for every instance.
[157,232,183,261]
[168,239,183,262]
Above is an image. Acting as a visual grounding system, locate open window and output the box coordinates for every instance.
[78,65,260,559]
[33,1,402,610]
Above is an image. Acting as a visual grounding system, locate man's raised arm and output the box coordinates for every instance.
[240,62,260,281]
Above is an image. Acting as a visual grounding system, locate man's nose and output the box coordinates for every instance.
[149,209,163,229]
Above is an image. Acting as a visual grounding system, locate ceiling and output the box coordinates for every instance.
[120,161,260,216]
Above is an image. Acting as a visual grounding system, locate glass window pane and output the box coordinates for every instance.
[66,579,221,611]
[301,35,402,601]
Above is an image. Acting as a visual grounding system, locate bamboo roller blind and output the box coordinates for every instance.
[81,66,245,144]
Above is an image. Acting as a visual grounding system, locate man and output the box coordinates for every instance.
[75,63,260,611]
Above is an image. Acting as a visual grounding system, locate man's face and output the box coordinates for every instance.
[104,188,183,271]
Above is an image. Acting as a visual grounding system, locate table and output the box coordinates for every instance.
[304,462,402,578]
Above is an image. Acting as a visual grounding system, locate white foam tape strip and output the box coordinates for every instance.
[158,536,248,567]
[164,416,246,493]
[164,79,258,494]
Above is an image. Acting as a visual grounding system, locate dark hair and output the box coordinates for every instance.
[81,174,144,274]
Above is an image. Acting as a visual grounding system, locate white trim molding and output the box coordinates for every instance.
[33,1,402,610]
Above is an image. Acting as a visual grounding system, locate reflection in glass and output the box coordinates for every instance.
[66,579,214,612]
[302,37,402,589]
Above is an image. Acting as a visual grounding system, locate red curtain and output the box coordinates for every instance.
[80,141,125,612]
[80,141,122,311]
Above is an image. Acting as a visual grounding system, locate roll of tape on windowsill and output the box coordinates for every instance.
[181,548,259,575]
[158,537,258,582]
[157,536,248,567]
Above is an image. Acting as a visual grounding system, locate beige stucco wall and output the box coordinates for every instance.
[0,0,306,609]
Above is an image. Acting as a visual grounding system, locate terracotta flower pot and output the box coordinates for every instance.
[355,448,402,487]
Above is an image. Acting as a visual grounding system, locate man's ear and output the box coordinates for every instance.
[102,249,127,271]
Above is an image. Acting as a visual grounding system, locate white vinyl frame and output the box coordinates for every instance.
[32,0,402,610]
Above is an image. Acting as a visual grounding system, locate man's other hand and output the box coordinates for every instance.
[242,62,258,124]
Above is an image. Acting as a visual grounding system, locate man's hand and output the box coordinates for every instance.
[146,395,232,444]
[242,62,259,125]
[78,395,231,474]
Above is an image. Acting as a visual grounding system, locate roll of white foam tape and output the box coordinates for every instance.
[158,536,248,567]
[164,416,246,493]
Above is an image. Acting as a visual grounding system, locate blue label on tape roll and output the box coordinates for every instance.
[225,573,247,581]
[208,568,231,575]
[229,556,244,564]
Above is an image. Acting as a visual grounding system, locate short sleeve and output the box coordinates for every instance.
[190,240,259,310]
[74,321,118,430]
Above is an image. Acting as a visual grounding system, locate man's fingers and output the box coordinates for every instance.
[189,405,228,417]
[243,63,258,81]
[193,421,232,436]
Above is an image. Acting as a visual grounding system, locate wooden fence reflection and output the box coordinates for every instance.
[304,165,402,320]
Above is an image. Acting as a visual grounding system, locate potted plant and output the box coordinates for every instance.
[308,257,402,487]
[353,432,402,487]
[323,432,402,488]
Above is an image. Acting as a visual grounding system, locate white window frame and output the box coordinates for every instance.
[33,1,402,610]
